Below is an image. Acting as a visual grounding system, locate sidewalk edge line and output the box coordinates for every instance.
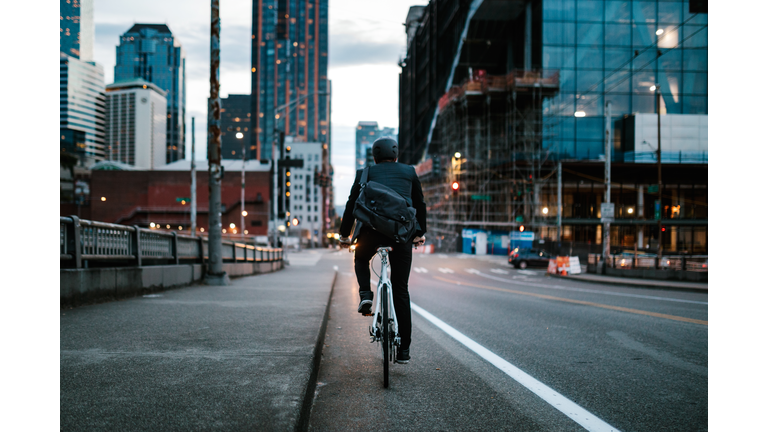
[296,267,338,432]
[549,273,708,293]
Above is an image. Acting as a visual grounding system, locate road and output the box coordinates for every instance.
[309,251,707,431]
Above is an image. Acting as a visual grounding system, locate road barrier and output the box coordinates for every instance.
[60,216,282,269]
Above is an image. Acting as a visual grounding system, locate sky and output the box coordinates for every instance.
[92,0,429,206]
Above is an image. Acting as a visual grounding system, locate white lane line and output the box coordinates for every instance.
[438,268,454,274]
[470,271,707,305]
[466,268,481,275]
[413,267,428,273]
[411,303,620,432]
[490,268,510,275]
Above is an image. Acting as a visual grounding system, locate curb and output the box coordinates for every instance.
[549,273,708,293]
[296,267,338,432]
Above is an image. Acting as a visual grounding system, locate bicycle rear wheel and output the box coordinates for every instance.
[381,284,389,388]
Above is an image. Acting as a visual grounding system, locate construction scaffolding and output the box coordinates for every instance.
[423,69,559,252]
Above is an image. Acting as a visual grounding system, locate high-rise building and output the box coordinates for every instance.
[114,24,186,164]
[221,95,252,160]
[104,79,168,169]
[283,140,324,245]
[60,53,106,166]
[60,0,94,60]
[355,122,396,171]
[251,0,330,160]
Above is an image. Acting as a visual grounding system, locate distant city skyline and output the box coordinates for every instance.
[91,0,428,204]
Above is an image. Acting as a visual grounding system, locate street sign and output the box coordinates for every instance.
[278,159,304,168]
[176,197,191,202]
[647,184,659,193]
[510,232,535,241]
[654,200,661,220]
[470,195,491,201]
[600,202,615,222]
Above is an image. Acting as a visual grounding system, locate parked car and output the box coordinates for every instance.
[508,248,551,269]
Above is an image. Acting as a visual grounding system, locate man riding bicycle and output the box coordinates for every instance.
[339,137,427,364]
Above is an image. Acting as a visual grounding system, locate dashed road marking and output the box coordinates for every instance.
[466,268,481,275]
[413,267,428,273]
[490,268,509,275]
[437,268,454,274]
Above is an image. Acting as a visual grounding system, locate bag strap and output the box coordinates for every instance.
[359,167,370,188]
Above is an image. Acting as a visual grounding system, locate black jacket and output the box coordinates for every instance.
[339,161,427,239]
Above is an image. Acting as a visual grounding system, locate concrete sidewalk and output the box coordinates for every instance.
[552,271,708,292]
[60,250,337,431]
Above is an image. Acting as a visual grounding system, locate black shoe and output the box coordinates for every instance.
[358,299,372,315]
[395,348,410,364]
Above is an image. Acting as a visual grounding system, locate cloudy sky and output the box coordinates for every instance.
[93,0,428,205]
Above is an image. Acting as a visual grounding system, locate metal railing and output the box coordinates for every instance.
[61,216,283,269]
[588,253,707,272]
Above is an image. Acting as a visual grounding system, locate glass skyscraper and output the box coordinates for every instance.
[251,0,330,160]
[114,24,186,164]
[60,53,106,165]
[541,0,707,160]
[220,94,252,159]
[60,0,93,60]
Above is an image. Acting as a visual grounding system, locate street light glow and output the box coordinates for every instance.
[236,132,244,139]
[542,207,549,214]
[628,207,634,214]
[650,85,657,91]
[150,222,155,228]
[656,29,664,35]
[574,111,586,117]
[334,233,340,240]
[454,152,461,159]
[242,210,248,216]
[101,196,106,201]
[229,223,236,228]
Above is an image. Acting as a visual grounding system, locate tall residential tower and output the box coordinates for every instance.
[251,0,329,160]
[115,24,186,163]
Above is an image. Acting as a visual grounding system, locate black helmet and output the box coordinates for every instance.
[372,137,398,161]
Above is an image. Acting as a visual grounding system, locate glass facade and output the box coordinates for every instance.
[114,24,186,163]
[60,0,93,60]
[355,122,396,171]
[541,0,707,160]
[251,0,329,160]
[60,53,106,165]
[221,95,252,159]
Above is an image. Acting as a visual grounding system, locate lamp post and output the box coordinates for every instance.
[651,84,663,268]
[237,131,245,238]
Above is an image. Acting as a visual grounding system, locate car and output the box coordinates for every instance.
[508,248,552,269]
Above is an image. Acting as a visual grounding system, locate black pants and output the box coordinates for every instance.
[354,227,413,351]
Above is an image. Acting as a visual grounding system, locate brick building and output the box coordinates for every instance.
[87,160,272,236]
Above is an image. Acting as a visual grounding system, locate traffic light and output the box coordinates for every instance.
[451,181,459,195]
[285,145,292,159]
[519,225,525,232]
[661,225,666,232]
[292,217,300,226]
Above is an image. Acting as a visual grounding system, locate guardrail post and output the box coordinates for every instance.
[171,232,180,265]
[70,215,82,269]
[198,236,205,264]
[133,225,142,267]
[233,242,238,262]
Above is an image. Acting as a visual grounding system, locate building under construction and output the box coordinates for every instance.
[399,0,708,256]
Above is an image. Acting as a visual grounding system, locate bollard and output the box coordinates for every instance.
[70,215,82,269]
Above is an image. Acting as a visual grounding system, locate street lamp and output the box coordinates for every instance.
[237,131,246,238]
[652,83,663,267]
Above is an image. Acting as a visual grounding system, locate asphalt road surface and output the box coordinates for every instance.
[309,251,707,431]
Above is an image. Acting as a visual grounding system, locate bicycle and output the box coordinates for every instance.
[350,245,400,388]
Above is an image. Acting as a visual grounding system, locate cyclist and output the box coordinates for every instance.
[339,137,427,364]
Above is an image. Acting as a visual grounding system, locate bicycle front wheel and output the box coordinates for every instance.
[381,284,389,388]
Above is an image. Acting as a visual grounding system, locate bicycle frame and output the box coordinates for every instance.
[371,249,400,348]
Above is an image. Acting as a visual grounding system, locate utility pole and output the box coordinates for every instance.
[240,134,246,238]
[655,86,663,268]
[272,135,279,248]
[191,117,197,236]
[602,101,613,272]
[206,0,228,285]
[556,161,562,247]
